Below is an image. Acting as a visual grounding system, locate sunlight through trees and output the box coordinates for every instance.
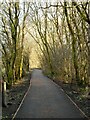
[0,1,90,94]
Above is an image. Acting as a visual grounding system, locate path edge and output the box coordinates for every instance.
[50,78,89,120]
[12,79,31,120]
[65,90,90,120]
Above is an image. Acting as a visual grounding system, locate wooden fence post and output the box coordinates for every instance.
[2,81,7,107]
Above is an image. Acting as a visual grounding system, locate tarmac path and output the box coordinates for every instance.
[15,69,87,118]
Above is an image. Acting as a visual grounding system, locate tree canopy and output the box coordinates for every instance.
[0,1,90,93]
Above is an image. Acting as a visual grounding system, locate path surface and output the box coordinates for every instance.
[15,69,86,118]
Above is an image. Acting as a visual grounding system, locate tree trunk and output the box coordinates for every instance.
[88,1,90,88]
[64,2,80,85]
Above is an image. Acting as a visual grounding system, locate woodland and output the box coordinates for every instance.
[0,1,90,99]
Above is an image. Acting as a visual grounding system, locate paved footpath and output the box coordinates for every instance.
[15,69,87,118]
